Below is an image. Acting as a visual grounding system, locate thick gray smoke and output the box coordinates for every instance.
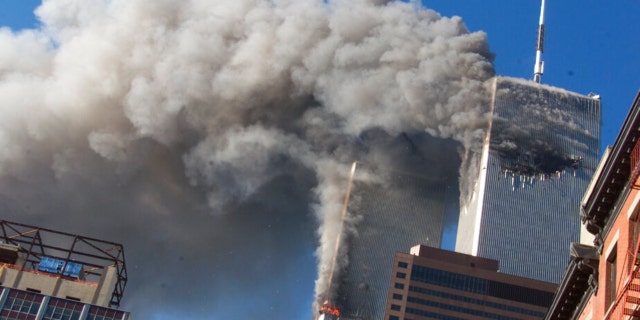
[0,0,493,318]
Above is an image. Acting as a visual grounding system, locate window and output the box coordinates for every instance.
[606,244,618,309]
[42,297,83,320]
[389,316,399,320]
[390,304,401,311]
[86,306,126,320]
[396,272,406,279]
[1,290,42,320]
[398,261,408,269]
[630,221,639,273]
[394,283,404,289]
[392,293,403,300]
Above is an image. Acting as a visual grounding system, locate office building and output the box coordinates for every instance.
[385,244,556,320]
[330,152,459,320]
[546,91,640,320]
[0,220,131,320]
[456,77,601,283]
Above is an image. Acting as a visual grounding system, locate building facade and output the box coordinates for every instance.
[0,286,129,320]
[546,91,640,320]
[385,244,557,320]
[457,77,602,283]
[330,151,460,320]
[0,220,131,320]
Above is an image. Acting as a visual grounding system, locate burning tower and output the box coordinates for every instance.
[455,0,601,284]
[323,134,461,320]
[456,76,601,283]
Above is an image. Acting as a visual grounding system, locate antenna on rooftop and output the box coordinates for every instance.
[533,0,546,83]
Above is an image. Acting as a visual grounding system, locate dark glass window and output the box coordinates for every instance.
[392,293,403,300]
[43,297,84,320]
[390,304,401,311]
[396,272,406,279]
[1,290,42,320]
[398,262,408,269]
[406,296,524,320]
[394,282,404,289]
[86,306,126,320]
[606,245,618,309]
[408,286,545,317]
[410,265,553,307]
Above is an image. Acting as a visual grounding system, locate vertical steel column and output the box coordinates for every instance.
[79,303,91,320]
[35,295,50,320]
[0,288,9,311]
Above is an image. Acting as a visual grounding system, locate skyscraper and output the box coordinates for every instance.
[0,220,132,320]
[329,134,460,320]
[385,244,556,320]
[456,77,601,283]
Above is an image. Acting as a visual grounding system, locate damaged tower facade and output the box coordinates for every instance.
[456,76,601,283]
[0,220,131,320]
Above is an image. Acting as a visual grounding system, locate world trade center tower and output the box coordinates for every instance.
[456,76,601,283]
[325,134,461,320]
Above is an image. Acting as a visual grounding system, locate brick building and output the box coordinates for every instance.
[546,91,640,319]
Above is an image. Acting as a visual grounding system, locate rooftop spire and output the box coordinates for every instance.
[533,0,546,83]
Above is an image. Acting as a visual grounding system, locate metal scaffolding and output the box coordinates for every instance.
[0,220,127,307]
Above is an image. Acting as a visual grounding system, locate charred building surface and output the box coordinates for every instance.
[327,134,460,320]
[456,77,601,283]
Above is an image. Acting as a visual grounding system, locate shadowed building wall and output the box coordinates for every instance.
[333,144,459,320]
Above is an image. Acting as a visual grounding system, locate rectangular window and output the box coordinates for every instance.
[396,272,406,279]
[630,221,639,273]
[2,290,42,319]
[390,304,401,311]
[398,261,408,268]
[606,244,618,309]
[86,306,126,320]
[43,297,83,320]
[389,316,399,320]
[394,283,404,289]
[392,293,403,300]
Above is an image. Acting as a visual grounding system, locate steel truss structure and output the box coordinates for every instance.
[0,220,127,307]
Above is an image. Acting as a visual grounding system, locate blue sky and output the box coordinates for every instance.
[0,0,638,319]
[424,0,640,149]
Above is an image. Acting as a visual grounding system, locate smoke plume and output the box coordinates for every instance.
[0,0,494,318]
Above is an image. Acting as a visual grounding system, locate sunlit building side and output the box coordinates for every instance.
[385,244,556,320]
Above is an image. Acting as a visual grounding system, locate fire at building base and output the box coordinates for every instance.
[318,301,341,320]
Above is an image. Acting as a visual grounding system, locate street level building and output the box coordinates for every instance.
[385,244,557,320]
[0,220,131,320]
[457,77,601,283]
[546,91,640,320]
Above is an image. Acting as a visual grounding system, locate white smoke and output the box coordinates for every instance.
[0,0,494,317]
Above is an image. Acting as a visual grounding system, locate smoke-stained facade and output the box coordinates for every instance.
[330,137,460,319]
[456,77,601,283]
